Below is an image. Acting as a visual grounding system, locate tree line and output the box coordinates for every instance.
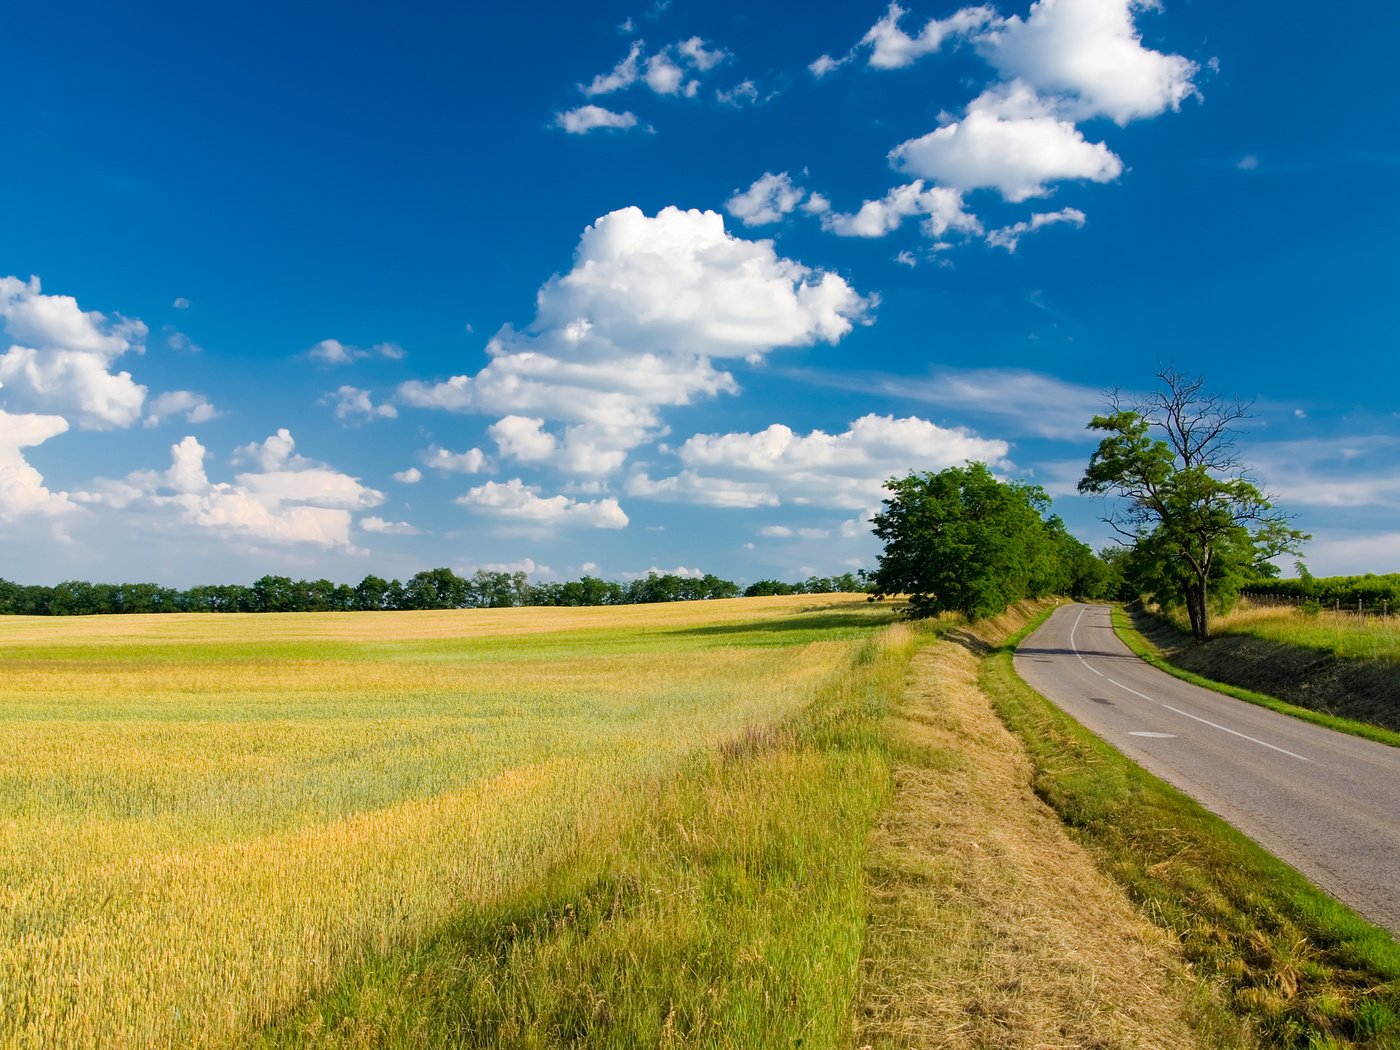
[0,569,869,616]
[866,372,1308,639]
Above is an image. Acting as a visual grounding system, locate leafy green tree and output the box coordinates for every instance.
[869,463,1065,619]
[1079,370,1307,640]
[403,568,471,610]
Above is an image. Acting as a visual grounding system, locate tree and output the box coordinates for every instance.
[869,463,1065,619]
[1078,369,1307,641]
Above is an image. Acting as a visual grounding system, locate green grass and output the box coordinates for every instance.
[248,624,917,1048]
[986,624,1400,1048]
[0,597,910,1049]
[1110,607,1400,749]
[1212,606,1400,664]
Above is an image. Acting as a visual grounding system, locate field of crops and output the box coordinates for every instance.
[0,596,900,1048]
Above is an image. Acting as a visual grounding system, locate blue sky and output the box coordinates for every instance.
[3,0,1397,587]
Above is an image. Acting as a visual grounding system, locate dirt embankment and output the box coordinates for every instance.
[1127,608,1400,732]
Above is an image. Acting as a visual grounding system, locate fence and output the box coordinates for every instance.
[1241,592,1394,618]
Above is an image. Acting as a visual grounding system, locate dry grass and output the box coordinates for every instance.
[856,602,1214,1049]
[0,595,891,1049]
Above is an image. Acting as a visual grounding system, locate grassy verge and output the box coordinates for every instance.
[1110,606,1400,749]
[856,601,1230,1049]
[984,623,1400,1048]
[250,624,918,1048]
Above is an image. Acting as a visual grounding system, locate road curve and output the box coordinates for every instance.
[1013,603,1400,937]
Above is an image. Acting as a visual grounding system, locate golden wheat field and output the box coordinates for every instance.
[0,595,892,1049]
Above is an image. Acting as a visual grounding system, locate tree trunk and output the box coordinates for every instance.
[1183,575,1210,641]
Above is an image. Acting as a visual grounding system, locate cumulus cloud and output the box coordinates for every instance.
[0,410,75,520]
[172,297,191,310]
[306,338,405,364]
[144,390,219,427]
[421,445,489,474]
[822,180,982,238]
[79,429,384,549]
[326,385,397,421]
[360,516,421,535]
[399,206,871,475]
[392,467,423,484]
[889,83,1123,200]
[861,2,997,69]
[0,275,148,429]
[555,105,640,134]
[978,0,1198,124]
[809,54,847,77]
[489,415,558,462]
[725,172,808,226]
[634,413,1010,510]
[456,478,628,529]
[644,52,692,96]
[986,206,1086,250]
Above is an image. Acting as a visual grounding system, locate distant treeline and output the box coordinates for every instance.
[1245,572,1400,612]
[0,569,869,616]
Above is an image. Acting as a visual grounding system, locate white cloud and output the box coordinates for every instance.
[398,206,870,475]
[555,105,640,134]
[861,2,997,69]
[636,414,1010,511]
[803,366,1106,440]
[422,445,489,474]
[0,275,148,430]
[644,52,691,96]
[81,431,384,549]
[172,297,191,310]
[360,516,421,535]
[582,42,643,95]
[1304,532,1400,577]
[457,478,628,529]
[726,172,808,226]
[326,385,397,421]
[889,83,1123,201]
[715,80,760,106]
[164,327,202,353]
[1249,437,1400,510]
[627,469,781,508]
[489,415,557,462]
[392,467,423,484]
[809,54,847,77]
[822,180,982,238]
[986,206,1086,250]
[895,250,918,267]
[144,390,219,427]
[978,0,1199,124]
[677,36,728,71]
[307,338,404,364]
[0,410,76,521]
[760,525,794,537]
[234,428,311,472]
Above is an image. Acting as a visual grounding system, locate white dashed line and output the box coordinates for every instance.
[1065,607,1310,763]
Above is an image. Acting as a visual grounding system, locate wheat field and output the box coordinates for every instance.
[0,595,895,1049]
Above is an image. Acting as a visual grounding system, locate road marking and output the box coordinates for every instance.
[1129,731,1177,738]
[1064,607,1310,763]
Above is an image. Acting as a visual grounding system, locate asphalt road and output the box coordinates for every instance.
[1013,603,1400,937]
